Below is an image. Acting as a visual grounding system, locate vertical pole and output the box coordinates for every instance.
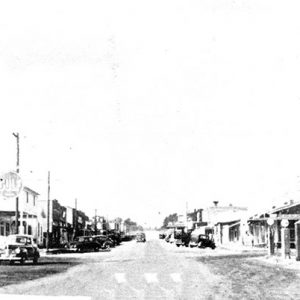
[267,225,275,256]
[281,227,291,259]
[185,201,188,232]
[295,221,300,261]
[74,198,77,238]
[46,171,50,251]
[94,209,97,235]
[13,133,20,234]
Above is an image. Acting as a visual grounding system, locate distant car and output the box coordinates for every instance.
[159,232,166,239]
[189,233,216,249]
[136,232,146,242]
[0,234,40,264]
[69,236,101,252]
[92,235,114,249]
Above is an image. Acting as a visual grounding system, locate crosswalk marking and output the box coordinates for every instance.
[0,295,90,300]
[144,273,158,283]
[170,273,182,282]
[113,272,183,284]
[114,273,127,283]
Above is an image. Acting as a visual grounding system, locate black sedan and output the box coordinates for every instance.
[69,236,101,252]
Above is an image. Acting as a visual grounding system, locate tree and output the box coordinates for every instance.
[162,213,178,228]
[124,218,143,232]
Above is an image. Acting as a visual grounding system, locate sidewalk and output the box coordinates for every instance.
[39,248,74,256]
[217,243,267,253]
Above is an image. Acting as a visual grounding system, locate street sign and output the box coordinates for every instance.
[281,219,289,228]
[0,171,23,198]
[267,218,274,226]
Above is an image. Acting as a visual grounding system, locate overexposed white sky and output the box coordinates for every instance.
[1,0,300,226]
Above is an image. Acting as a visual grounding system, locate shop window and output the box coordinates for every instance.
[28,225,32,235]
[5,223,9,236]
[0,223,5,236]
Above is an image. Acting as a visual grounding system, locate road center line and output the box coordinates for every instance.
[170,273,182,282]
[114,273,127,283]
[144,273,158,283]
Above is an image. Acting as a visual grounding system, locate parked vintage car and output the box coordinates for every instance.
[69,236,101,252]
[136,232,146,242]
[92,235,114,249]
[189,233,216,249]
[175,230,191,247]
[99,230,121,246]
[159,231,166,239]
[165,231,174,243]
[0,234,40,264]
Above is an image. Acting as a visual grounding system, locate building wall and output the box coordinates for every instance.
[0,187,42,244]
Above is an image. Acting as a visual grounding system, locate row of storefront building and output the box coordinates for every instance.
[0,185,122,248]
[178,199,300,250]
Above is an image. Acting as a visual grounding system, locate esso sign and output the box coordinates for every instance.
[281,219,289,228]
[0,172,23,198]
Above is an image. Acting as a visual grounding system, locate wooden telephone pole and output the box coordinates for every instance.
[46,171,50,250]
[13,133,20,234]
[94,209,97,235]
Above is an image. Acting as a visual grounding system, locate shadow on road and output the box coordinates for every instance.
[0,257,82,288]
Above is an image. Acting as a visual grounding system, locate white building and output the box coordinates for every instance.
[0,186,43,245]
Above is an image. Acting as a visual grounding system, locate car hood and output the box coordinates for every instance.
[6,243,29,247]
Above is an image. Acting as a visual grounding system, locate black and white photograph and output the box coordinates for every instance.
[0,0,300,299]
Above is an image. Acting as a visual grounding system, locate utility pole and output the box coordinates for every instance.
[185,201,189,230]
[74,198,77,238]
[94,209,97,235]
[13,133,19,234]
[46,171,50,250]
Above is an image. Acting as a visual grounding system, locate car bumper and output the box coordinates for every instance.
[68,248,79,252]
[189,242,198,247]
[0,255,22,261]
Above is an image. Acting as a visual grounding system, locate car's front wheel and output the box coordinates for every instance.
[33,256,39,264]
[104,243,110,250]
[20,256,26,264]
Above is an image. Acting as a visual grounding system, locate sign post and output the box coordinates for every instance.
[295,220,300,261]
[281,219,290,259]
[267,218,275,256]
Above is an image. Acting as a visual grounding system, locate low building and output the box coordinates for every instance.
[248,200,300,248]
[74,209,90,236]
[187,209,207,230]
[0,186,42,246]
[215,217,250,245]
[202,201,248,245]
[38,199,68,248]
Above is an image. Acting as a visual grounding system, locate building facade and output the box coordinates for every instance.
[0,186,42,246]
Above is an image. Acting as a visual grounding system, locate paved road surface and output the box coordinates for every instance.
[0,233,299,299]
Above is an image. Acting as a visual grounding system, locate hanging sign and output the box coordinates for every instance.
[0,171,23,198]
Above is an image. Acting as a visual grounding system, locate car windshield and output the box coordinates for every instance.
[199,235,208,239]
[14,237,31,244]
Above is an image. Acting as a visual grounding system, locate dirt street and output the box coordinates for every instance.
[0,236,299,299]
